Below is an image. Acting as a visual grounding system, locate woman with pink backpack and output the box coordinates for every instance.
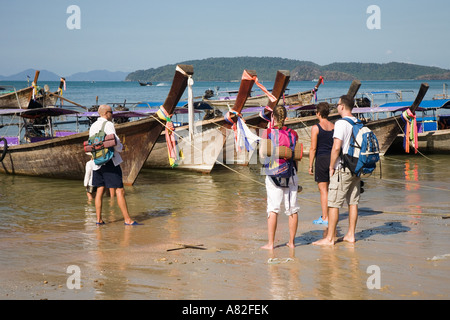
[260,105,301,250]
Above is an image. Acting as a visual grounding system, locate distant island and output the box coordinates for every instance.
[126,57,450,82]
[0,69,129,81]
[2,57,449,82]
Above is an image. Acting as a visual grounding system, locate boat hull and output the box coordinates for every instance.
[0,116,165,185]
[0,64,193,184]
[203,91,314,110]
[390,128,450,154]
[0,87,33,109]
[145,112,402,172]
[145,118,231,173]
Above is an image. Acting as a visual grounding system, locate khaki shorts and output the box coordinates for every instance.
[328,168,361,208]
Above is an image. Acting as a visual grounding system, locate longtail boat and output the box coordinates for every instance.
[281,82,428,157]
[0,71,40,109]
[0,86,34,109]
[202,76,324,111]
[237,81,427,160]
[0,71,62,109]
[145,70,291,172]
[236,80,361,161]
[36,78,66,107]
[384,96,450,154]
[0,64,193,185]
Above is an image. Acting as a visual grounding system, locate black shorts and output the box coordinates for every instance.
[315,154,331,183]
[86,186,97,193]
[92,160,124,188]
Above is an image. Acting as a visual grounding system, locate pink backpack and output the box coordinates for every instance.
[263,127,297,187]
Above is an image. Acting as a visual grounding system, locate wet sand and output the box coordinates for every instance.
[1,155,449,300]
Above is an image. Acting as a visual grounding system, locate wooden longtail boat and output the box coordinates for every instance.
[146,69,257,172]
[386,97,450,154]
[145,70,291,172]
[0,71,40,109]
[236,80,361,161]
[0,65,193,185]
[0,86,34,109]
[0,71,61,109]
[29,78,66,108]
[242,81,429,159]
[292,83,429,157]
[202,77,324,111]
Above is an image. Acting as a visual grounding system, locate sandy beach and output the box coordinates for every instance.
[1,154,449,301]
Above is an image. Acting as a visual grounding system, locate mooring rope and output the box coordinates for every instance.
[150,112,450,217]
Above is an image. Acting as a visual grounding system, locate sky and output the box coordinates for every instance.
[1,0,449,77]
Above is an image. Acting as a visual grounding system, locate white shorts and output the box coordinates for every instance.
[265,174,300,217]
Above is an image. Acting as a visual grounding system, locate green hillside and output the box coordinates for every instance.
[125,57,450,82]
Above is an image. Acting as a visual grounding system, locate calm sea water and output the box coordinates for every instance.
[2,78,447,135]
[1,79,449,300]
[1,79,448,107]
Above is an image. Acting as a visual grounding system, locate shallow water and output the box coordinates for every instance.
[0,154,449,300]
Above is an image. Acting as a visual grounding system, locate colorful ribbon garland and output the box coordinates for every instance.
[402,109,418,154]
[157,106,183,167]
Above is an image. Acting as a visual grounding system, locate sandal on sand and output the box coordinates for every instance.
[313,216,328,225]
[124,221,141,226]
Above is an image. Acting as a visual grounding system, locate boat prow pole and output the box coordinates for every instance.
[257,70,291,128]
[409,83,429,114]
[347,79,362,98]
[161,64,194,116]
[231,70,257,113]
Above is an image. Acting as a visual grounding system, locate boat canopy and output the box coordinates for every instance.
[0,107,81,118]
[379,99,450,110]
[351,106,425,114]
[135,101,186,108]
[241,104,316,114]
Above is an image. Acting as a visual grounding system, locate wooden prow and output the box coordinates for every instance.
[257,70,291,128]
[161,64,194,116]
[409,83,429,114]
[347,80,361,98]
[33,70,40,85]
[231,69,257,113]
[314,76,324,91]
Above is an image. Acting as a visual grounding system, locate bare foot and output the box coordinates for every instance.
[312,238,335,246]
[286,242,295,249]
[343,235,356,243]
[261,244,274,250]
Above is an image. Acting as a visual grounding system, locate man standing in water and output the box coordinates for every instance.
[90,104,137,225]
[313,95,361,245]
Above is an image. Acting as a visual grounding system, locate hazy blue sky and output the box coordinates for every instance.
[1,0,449,76]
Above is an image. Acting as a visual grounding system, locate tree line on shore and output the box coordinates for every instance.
[126,57,450,82]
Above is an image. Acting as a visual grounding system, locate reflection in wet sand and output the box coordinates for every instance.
[0,156,450,299]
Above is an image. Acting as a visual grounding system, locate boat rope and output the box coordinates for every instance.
[150,113,266,187]
[151,110,450,217]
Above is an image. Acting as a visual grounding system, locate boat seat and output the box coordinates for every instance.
[29,136,52,143]
[55,131,77,137]
[2,136,19,146]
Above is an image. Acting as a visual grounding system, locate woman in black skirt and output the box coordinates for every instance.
[309,102,334,225]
